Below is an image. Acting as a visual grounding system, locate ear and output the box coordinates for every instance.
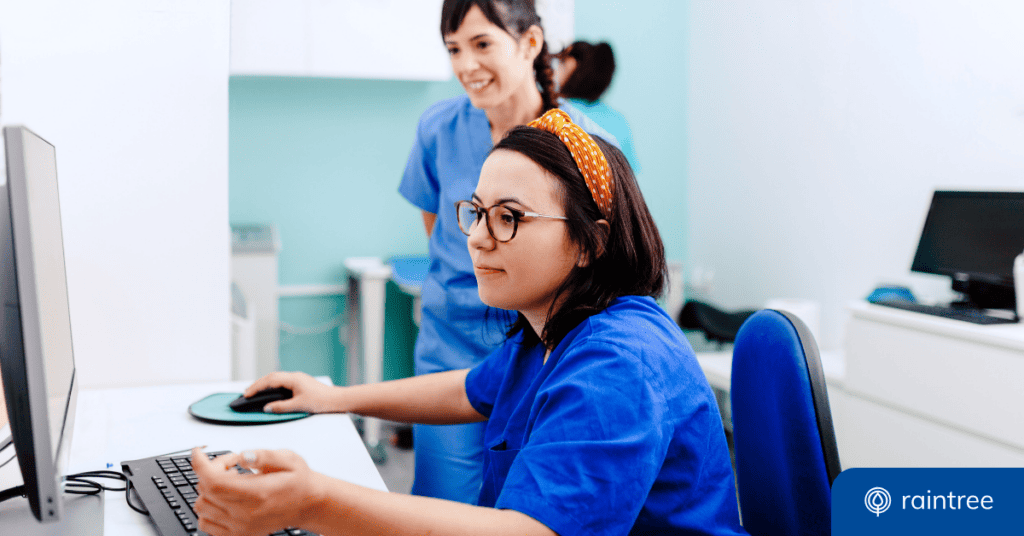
[594,219,611,258]
[521,25,544,61]
[576,219,611,268]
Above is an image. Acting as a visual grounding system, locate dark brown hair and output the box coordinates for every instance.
[441,0,558,112]
[557,41,616,102]
[492,127,666,349]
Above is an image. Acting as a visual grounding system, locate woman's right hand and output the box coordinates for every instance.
[192,448,326,536]
[243,371,339,414]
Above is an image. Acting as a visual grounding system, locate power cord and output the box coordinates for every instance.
[63,469,149,515]
[0,468,149,515]
[0,450,16,470]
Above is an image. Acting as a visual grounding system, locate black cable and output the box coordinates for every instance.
[125,477,150,515]
[0,484,26,504]
[63,469,149,515]
[0,450,16,470]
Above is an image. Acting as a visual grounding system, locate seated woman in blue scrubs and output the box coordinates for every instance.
[192,110,746,536]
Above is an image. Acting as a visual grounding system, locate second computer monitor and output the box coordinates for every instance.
[910,190,1024,309]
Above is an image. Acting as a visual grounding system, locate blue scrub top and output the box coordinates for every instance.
[465,296,747,536]
[399,94,617,375]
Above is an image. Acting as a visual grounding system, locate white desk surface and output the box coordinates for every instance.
[848,301,1024,351]
[4,378,386,535]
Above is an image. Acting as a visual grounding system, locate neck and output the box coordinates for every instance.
[485,84,545,144]
[521,308,548,349]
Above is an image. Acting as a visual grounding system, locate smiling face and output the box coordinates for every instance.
[444,5,539,111]
[468,149,580,331]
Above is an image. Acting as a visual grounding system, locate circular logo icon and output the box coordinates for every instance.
[865,487,892,517]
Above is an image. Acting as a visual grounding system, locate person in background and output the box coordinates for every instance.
[192,109,746,536]
[555,40,639,171]
[395,0,614,504]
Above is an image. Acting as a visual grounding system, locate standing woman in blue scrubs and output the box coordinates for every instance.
[398,0,611,503]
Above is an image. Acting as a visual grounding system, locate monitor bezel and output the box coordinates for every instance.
[0,125,78,523]
[910,190,1023,309]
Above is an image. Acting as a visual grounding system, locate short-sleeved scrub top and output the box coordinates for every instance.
[465,295,748,536]
[399,94,617,503]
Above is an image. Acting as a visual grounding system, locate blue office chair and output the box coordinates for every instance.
[731,309,841,536]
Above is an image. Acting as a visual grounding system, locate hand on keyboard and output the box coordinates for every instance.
[191,448,321,536]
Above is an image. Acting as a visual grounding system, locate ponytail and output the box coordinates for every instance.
[534,40,558,112]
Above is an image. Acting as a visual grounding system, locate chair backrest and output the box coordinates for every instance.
[731,309,841,536]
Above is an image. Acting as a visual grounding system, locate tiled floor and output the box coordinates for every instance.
[370,421,415,494]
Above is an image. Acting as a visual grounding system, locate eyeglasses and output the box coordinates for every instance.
[455,200,567,243]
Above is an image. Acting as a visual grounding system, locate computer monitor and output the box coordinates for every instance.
[0,125,78,522]
[910,190,1024,310]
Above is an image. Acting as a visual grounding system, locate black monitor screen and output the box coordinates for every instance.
[911,191,1024,287]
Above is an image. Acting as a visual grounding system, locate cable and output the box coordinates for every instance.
[63,469,149,515]
[0,484,26,504]
[0,467,148,515]
[0,450,16,470]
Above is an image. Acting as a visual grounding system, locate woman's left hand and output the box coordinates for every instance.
[191,448,325,536]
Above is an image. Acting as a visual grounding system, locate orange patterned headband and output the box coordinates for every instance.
[527,109,614,219]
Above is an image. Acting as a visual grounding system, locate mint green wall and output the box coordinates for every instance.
[574,0,689,263]
[230,77,463,384]
[229,1,688,382]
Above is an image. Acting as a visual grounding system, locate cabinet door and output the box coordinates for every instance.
[231,0,576,80]
[231,0,451,80]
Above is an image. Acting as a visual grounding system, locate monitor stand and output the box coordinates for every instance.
[0,460,102,536]
[0,491,103,534]
[951,276,1016,311]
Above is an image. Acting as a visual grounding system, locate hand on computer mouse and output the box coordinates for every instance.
[228,387,294,413]
[242,371,336,414]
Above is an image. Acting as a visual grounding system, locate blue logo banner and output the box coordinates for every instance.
[833,468,1024,535]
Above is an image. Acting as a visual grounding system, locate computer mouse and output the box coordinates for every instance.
[228,387,293,413]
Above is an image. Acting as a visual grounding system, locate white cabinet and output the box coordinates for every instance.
[230,0,451,80]
[839,302,1024,467]
[230,0,576,80]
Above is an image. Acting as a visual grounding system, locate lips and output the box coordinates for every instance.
[475,265,503,275]
[465,79,492,91]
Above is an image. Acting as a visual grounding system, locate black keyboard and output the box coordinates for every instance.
[873,300,1018,325]
[121,451,317,536]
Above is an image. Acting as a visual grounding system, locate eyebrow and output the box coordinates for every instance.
[471,193,531,209]
[445,33,491,46]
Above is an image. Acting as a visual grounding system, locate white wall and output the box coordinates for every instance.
[0,0,231,387]
[686,0,1024,351]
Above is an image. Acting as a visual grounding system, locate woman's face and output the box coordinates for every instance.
[468,149,579,325]
[444,5,538,111]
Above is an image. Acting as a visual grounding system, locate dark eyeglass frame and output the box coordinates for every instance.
[454,200,568,243]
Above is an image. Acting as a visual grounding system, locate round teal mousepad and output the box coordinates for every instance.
[188,393,310,425]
